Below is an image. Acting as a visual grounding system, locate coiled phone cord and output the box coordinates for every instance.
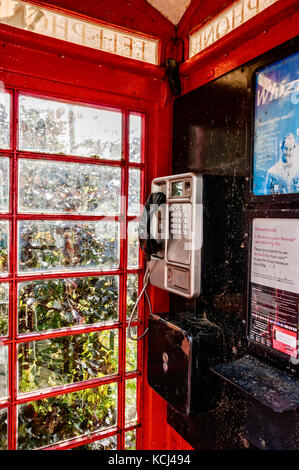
[127,264,152,341]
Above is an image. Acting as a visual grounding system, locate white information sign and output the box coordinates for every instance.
[251,218,299,294]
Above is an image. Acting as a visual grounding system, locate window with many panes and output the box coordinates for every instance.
[0,87,144,450]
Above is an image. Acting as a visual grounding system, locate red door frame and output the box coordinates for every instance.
[0,14,175,449]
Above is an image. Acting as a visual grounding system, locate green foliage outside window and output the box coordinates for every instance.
[17,384,117,449]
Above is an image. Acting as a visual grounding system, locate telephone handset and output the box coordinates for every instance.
[138,191,166,259]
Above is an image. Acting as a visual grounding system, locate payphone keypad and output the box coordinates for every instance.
[170,204,190,238]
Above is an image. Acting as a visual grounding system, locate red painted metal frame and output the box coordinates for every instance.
[0,80,146,450]
[178,0,299,95]
[0,0,191,452]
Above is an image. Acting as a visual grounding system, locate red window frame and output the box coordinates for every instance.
[0,83,146,450]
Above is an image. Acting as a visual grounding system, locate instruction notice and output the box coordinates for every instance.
[250,218,298,359]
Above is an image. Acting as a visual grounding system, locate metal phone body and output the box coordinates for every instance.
[148,172,203,298]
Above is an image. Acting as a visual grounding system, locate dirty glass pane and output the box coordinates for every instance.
[0,221,9,276]
[18,330,118,393]
[17,383,118,449]
[18,220,120,274]
[18,159,121,215]
[125,378,137,425]
[127,274,138,319]
[0,158,9,212]
[19,94,122,159]
[126,326,137,372]
[125,429,136,450]
[18,276,119,334]
[127,221,139,269]
[128,168,141,216]
[0,283,9,336]
[0,344,8,402]
[0,91,10,149]
[0,408,7,450]
[129,114,142,163]
[73,435,117,450]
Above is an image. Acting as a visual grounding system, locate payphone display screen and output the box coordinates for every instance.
[248,218,299,362]
[171,181,184,197]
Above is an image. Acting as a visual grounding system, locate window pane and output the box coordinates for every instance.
[18,330,119,393]
[129,114,142,163]
[126,327,137,372]
[0,408,7,450]
[0,221,9,276]
[128,168,141,216]
[19,95,122,159]
[18,160,121,215]
[73,435,117,450]
[18,276,119,334]
[127,221,139,268]
[127,274,138,319]
[0,91,11,149]
[0,158,9,212]
[17,383,117,449]
[0,283,9,336]
[18,220,120,274]
[125,430,136,450]
[125,378,137,425]
[0,344,8,402]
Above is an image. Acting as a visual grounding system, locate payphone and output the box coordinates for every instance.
[131,172,224,416]
[138,172,203,298]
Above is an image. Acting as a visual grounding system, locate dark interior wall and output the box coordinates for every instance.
[167,37,298,450]
[168,63,251,451]
[171,64,250,362]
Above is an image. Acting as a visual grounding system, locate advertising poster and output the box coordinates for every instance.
[249,218,298,361]
[253,51,299,196]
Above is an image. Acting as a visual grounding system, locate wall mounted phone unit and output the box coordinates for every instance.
[128,172,203,341]
[140,172,203,298]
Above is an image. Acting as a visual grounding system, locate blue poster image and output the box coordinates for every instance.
[253,50,299,196]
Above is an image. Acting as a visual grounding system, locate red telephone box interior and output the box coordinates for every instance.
[0,0,298,451]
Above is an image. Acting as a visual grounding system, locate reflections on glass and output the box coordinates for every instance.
[17,383,118,449]
[18,276,119,334]
[125,429,136,450]
[18,220,120,274]
[19,160,121,215]
[19,95,122,159]
[0,221,9,276]
[18,330,119,393]
[128,168,141,216]
[0,91,11,149]
[0,283,9,336]
[0,344,8,402]
[0,408,7,450]
[127,274,138,319]
[129,114,142,163]
[127,221,139,269]
[0,158,9,212]
[125,378,137,425]
[73,435,117,450]
[126,327,138,372]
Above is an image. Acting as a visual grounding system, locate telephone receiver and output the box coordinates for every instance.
[138,191,166,260]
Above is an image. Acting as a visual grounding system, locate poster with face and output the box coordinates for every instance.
[253,50,299,196]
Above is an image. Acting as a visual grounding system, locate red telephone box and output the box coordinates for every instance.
[0,0,298,451]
